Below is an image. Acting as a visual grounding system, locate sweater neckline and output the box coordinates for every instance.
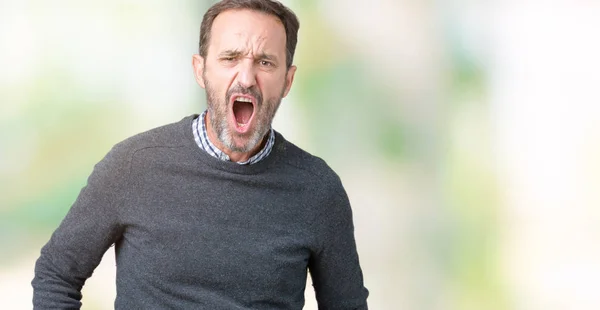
[181,114,280,175]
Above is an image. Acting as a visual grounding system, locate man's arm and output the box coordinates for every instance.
[309,186,369,310]
[32,145,129,309]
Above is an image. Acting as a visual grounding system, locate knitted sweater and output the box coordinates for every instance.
[32,115,369,309]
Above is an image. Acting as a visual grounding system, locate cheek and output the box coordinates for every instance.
[205,64,236,92]
[258,73,288,97]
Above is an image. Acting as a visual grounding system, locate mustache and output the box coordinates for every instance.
[226,84,263,106]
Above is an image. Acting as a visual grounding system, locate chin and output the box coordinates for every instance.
[220,129,262,154]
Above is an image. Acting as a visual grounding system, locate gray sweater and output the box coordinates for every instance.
[32,115,369,309]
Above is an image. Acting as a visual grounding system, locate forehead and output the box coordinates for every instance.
[209,9,287,56]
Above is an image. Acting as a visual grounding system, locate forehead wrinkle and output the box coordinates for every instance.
[227,33,272,57]
[210,9,286,56]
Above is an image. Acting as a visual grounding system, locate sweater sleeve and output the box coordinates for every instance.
[31,144,130,309]
[309,184,369,310]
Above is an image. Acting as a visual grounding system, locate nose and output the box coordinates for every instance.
[236,58,257,88]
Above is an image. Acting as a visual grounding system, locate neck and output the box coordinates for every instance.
[204,111,267,163]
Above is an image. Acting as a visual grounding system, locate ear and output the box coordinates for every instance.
[282,65,297,98]
[192,54,206,89]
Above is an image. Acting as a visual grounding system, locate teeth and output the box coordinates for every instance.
[237,122,247,127]
[235,97,252,103]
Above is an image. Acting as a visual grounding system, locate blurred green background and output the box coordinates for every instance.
[2,0,600,309]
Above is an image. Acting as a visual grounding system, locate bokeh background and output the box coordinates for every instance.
[2,0,600,309]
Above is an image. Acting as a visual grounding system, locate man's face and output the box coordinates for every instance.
[193,9,296,155]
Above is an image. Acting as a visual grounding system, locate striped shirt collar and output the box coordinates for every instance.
[192,110,275,165]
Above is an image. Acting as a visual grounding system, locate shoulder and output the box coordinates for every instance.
[116,115,194,152]
[99,115,196,169]
[273,131,345,193]
[108,115,195,157]
[273,133,355,236]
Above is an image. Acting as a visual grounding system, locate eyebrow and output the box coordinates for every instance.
[257,52,277,61]
[218,49,278,62]
[218,49,244,58]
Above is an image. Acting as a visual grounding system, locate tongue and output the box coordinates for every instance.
[233,101,253,124]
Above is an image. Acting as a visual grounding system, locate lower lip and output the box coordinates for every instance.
[233,120,251,133]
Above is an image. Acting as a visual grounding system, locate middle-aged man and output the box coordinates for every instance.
[32,0,369,309]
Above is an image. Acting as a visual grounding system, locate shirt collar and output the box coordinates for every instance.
[192,110,275,165]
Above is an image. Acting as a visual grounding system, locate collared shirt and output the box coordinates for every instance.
[192,110,275,165]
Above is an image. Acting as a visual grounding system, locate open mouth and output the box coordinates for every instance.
[232,96,255,130]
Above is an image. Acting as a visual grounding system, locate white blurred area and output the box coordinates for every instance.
[0,0,200,130]
[2,0,600,309]
[491,3,600,310]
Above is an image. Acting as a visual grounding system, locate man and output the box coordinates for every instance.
[32,0,369,309]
